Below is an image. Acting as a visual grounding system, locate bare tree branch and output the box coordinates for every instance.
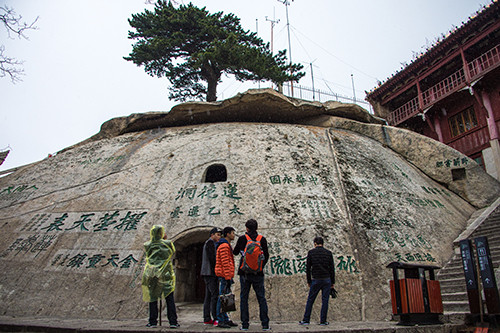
[0,45,24,82]
[0,5,38,83]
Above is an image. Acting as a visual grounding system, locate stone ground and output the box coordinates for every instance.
[0,303,481,333]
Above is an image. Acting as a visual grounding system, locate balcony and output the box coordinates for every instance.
[389,44,500,126]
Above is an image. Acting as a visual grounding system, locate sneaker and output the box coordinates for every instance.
[240,326,249,331]
[169,323,180,329]
[228,320,238,327]
[262,326,271,331]
[218,322,231,328]
[298,321,309,325]
[319,322,329,326]
[213,320,219,326]
[146,323,157,328]
[204,320,214,325]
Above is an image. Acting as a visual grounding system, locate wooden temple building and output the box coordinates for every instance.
[366,1,500,179]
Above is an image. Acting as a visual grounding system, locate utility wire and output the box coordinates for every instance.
[289,24,379,81]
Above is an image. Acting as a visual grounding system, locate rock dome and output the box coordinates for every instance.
[0,89,498,321]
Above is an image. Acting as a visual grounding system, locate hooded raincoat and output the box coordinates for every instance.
[142,225,176,302]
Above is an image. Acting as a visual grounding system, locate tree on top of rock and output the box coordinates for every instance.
[124,1,304,102]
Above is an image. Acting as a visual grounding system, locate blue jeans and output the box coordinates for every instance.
[302,278,331,323]
[216,277,231,323]
[240,274,269,328]
[148,292,177,326]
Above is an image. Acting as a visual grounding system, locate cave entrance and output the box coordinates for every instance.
[173,227,212,303]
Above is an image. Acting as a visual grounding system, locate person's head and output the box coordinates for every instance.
[209,227,222,242]
[223,226,236,241]
[313,236,324,247]
[150,225,165,241]
[245,219,258,233]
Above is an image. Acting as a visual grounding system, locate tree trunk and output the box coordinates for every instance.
[207,78,217,102]
[202,61,220,102]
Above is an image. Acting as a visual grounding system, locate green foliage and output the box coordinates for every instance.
[124,1,304,102]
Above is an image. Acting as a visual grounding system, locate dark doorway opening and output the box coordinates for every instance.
[173,227,212,303]
[204,164,227,183]
[174,242,205,302]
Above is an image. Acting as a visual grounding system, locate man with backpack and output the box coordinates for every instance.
[233,219,270,331]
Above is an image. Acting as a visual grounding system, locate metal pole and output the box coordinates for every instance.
[310,62,315,101]
[266,13,279,54]
[281,0,294,97]
[351,74,357,103]
[266,11,279,90]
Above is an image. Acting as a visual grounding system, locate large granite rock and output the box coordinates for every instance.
[0,89,497,322]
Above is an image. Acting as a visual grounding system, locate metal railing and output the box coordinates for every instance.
[282,83,371,110]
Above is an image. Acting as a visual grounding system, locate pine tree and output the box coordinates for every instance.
[125,1,304,102]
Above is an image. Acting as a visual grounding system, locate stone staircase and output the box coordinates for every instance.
[437,203,500,314]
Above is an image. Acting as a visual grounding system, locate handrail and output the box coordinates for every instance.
[388,44,500,126]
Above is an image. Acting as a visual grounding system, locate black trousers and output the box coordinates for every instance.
[149,292,178,326]
[203,276,218,322]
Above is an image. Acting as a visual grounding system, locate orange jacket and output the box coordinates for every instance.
[215,241,235,280]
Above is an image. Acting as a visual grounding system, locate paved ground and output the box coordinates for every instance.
[0,316,467,333]
[0,303,473,333]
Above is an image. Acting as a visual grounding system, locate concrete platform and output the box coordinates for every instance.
[0,315,468,333]
[0,303,475,333]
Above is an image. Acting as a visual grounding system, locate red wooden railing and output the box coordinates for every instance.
[469,44,500,77]
[388,96,419,125]
[421,68,466,105]
[389,44,500,126]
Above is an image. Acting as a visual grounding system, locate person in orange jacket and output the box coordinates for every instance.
[214,226,236,328]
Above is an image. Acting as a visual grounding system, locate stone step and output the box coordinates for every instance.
[441,312,469,323]
[440,277,466,285]
[441,291,468,302]
[439,270,466,280]
[475,220,500,227]
[441,283,466,294]
[440,261,463,271]
[440,262,462,271]
[473,227,500,236]
[443,301,470,312]
[437,203,500,317]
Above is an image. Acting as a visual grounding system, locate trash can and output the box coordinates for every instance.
[387,262,443,325]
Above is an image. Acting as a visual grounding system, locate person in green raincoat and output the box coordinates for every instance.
[142,225,179,328]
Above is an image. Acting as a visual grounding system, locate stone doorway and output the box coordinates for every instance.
[173,227,212,303]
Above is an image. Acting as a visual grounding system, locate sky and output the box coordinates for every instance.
[0,0,494,172]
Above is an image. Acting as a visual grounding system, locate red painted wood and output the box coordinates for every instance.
[405,279,425,313]
[427,280,444,314]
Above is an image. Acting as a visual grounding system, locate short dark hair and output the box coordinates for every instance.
[223,226,235,237]
[245,219,258,232]
[313,236,324,245]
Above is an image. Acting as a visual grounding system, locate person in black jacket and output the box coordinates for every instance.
[200,227,221,325]
[233,219,270,331]
[299,236,335,326]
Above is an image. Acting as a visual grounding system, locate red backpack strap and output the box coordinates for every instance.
[245,234,251,241]
[255,234,262,242]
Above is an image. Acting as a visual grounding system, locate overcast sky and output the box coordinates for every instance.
[0,0,493,172]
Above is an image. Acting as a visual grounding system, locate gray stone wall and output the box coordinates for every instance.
[0,120,482,322]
